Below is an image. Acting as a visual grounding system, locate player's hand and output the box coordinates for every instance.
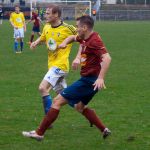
[58,43,67,49]
[30,41,37,49]
[72,57,80,70]
[93,78,106,91]
[14,26,18,29]
[24,27,26,32]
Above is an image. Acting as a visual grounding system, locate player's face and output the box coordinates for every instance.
[45,8,58,23]
[76,21,86,39]
[15,7,20,13]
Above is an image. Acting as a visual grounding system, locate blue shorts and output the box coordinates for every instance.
[32,26,40,32]
[60,76,98,107]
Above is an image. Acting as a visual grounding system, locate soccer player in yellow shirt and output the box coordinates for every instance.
[30,4,77,117]
[9,5,26,53]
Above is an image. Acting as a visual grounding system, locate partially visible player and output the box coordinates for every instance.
[26,8,43,45]
[22,15,112,141]
[9,5,26,53]
[39,8,45,21]
[0,4,3,25]
[25,5,77,118]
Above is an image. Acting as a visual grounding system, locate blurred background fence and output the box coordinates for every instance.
[0,0,150,21]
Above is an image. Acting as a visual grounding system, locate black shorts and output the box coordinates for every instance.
[32,26,40,32]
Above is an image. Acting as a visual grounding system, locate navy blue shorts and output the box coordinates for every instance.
[60,76,98,107]
[32,26,40,32]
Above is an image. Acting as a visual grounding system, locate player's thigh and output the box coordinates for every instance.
[53,78,67,94]
[44,67,67,88]
[18,28,24,38]
[75,101,86,113]
[31,31,35,35]
[39,79,52,91]
[52,94,68,109]
[37,32,41,36]
[14,28,24,39]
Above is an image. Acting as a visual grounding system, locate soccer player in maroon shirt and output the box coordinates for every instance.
[22,15,111,141]
[27,9,43,44]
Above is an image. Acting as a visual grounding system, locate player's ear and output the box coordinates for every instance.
[83,25,87,31]
[54,12,59,18]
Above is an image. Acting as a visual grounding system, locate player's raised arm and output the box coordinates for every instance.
[38,16,44,26]
[58,35,76,49]
[25,19,32,25]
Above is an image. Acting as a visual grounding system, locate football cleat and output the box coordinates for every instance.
[22,130,44,141]
[89,121,93,127]
[103,128,111,139]
[48,124,53,129]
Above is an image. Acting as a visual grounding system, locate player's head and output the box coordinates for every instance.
[76,15,94,39]
[31,8,35,12]
[32,8,38,14]
[45,4,61,23]
[15,5,20,13]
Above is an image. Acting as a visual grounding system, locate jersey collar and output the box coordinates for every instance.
[51,21,63,28]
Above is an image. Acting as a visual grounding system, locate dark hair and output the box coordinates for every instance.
[48,4,61,17]
[76,15,94,29]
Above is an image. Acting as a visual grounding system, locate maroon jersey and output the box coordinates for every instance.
[32,12,40,27]
[76,32,108,77]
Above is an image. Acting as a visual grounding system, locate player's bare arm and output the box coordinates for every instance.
[38,17,44,26]
[93,53,111,91]
[25,19,32,24]
[58,35,76,49]
[23,22,26,32]
[10,21,17,29]
[30,37,41,49]
[72,45,82,70]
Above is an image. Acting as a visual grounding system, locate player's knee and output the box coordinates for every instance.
[75,105,84,113]
[39,85,46,93]
[52,97,62,109]
[15,38,19,42]
[52,95,67,109]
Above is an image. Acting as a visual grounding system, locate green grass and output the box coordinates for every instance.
[0,20,150,150]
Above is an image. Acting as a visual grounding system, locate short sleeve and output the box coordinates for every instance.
[40,25,47,41]
[9,13,13,22]
[88,34,108,54]
[21,12,25,22]
[67,25,77,35]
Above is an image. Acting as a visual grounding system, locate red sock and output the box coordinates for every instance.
[82,108,105,132]
[30,35,34,42]
[36,108,59,135]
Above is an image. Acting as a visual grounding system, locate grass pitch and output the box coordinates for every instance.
[0,21,150,150]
